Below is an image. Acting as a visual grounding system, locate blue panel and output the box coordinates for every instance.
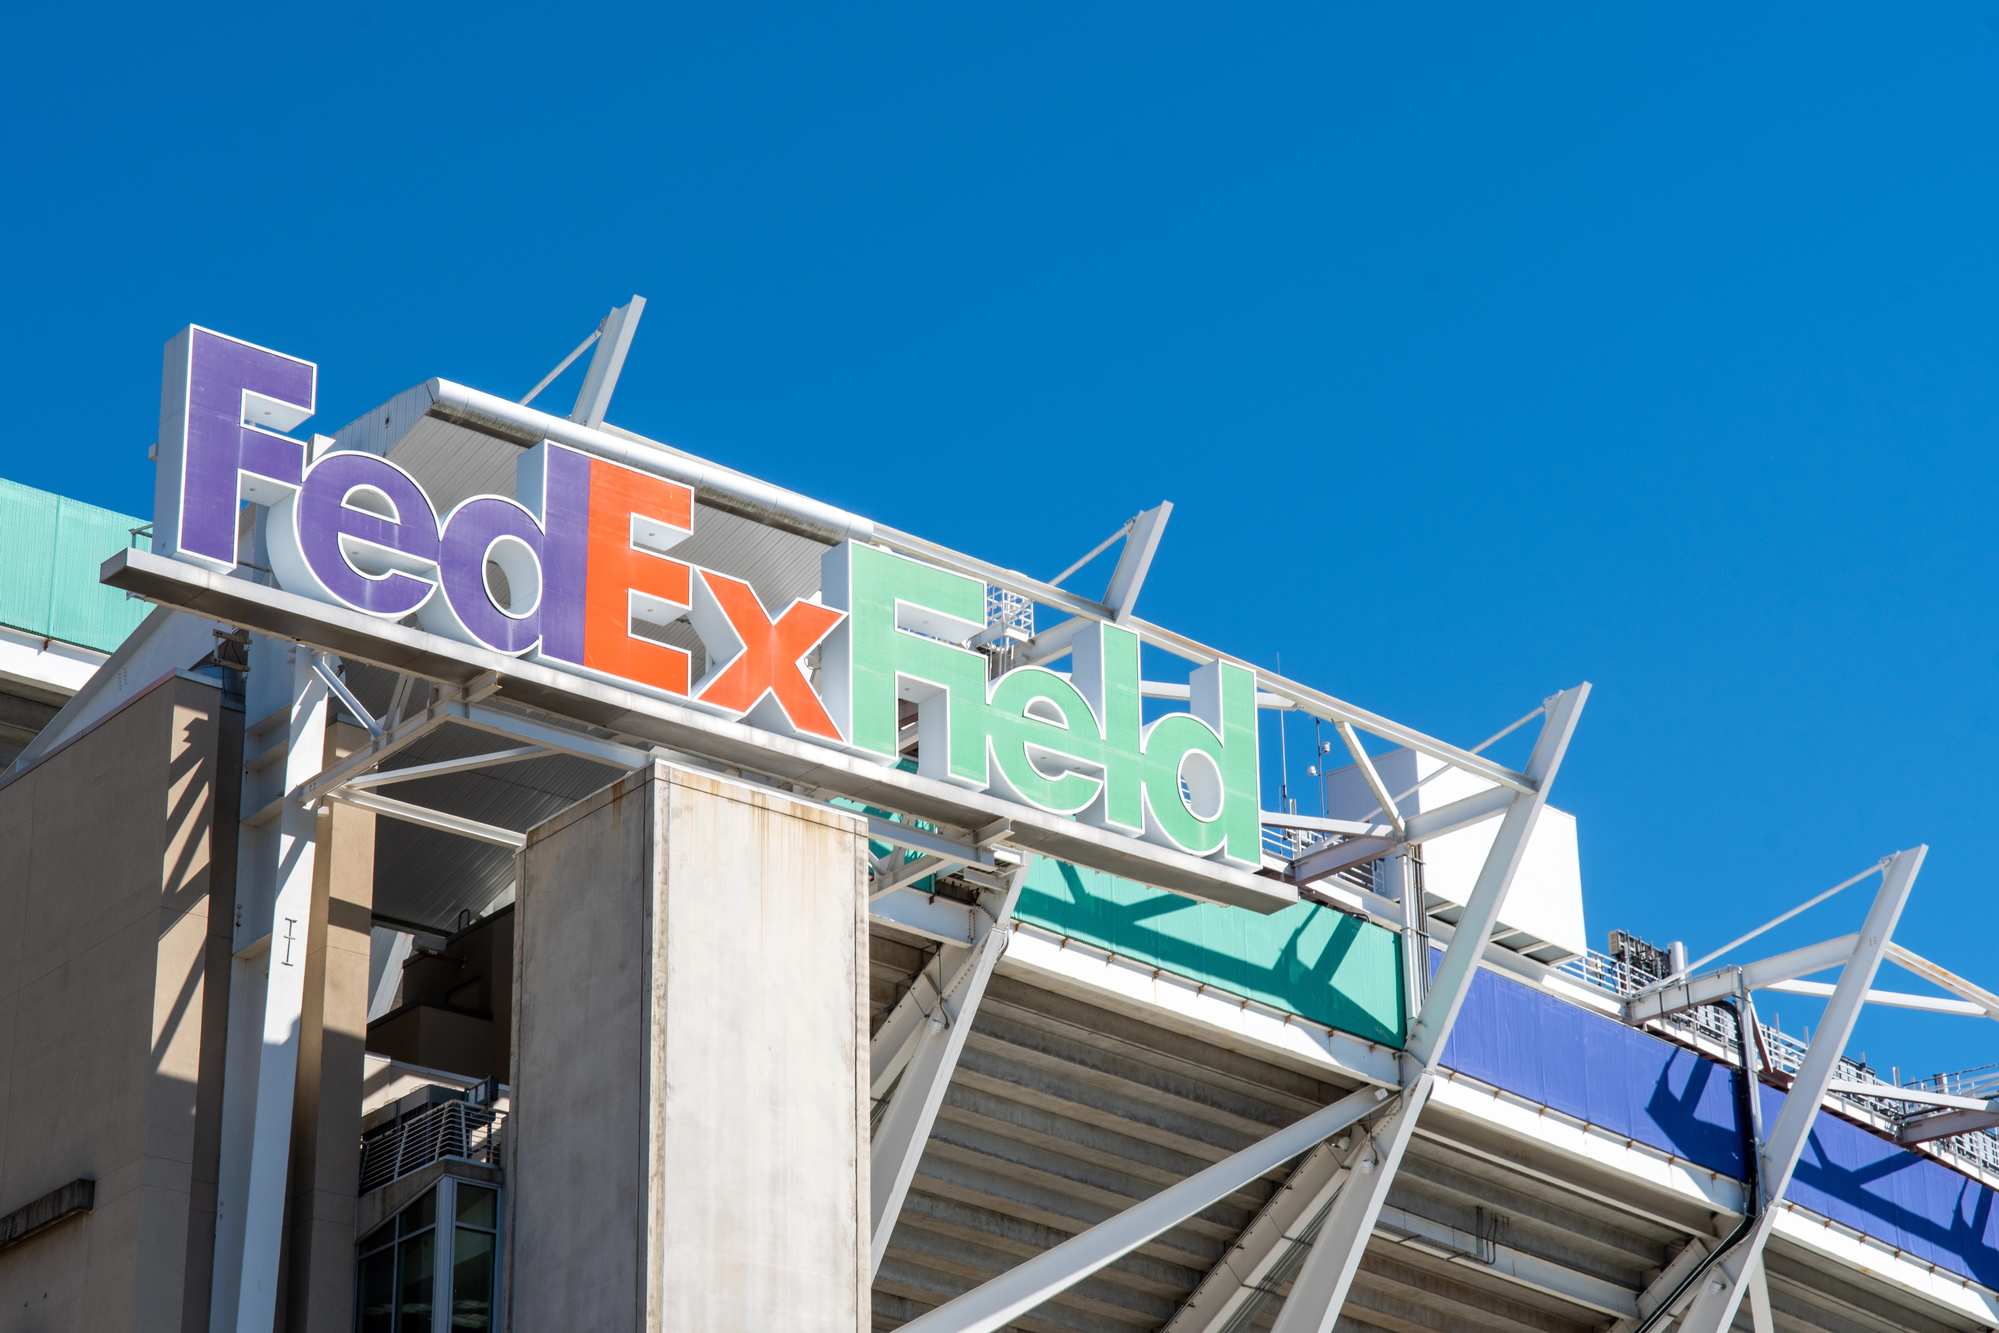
[1437,964,1745,1176]
[1439,958,1999,1286]
[1774,1082,1999,1287]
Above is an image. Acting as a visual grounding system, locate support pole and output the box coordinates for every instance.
[210,638,329,1333]
[1746,1256,1774,1333]
[1268,684,1591,1333]
[1672,845,1925,1333]
[870,858,1030,1276]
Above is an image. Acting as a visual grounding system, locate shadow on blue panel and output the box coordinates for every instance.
[1771,1083,1999,1287]
[1436,965,1744,1176]
[1436,959,1999,1286]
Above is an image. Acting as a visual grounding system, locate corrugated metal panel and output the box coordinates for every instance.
[0,477,149,653]
[0,481,59,638]
[385,416,522,516]
[372,413,830,611]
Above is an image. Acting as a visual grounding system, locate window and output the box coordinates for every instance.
[356,1181,499,1333]
[452,1185,499,1332]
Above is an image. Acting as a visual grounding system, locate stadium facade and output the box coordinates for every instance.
[0,305,1995,1333]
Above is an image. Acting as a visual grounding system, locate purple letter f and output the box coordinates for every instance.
[154,326,318,572]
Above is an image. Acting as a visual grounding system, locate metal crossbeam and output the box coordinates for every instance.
[296,694,647,807]
[1885,942,1999,1020]
[1767,979,1985,1016]
[1290,836,1397,885]
[344,746,550,788]
[869,888,981,946]
[326,788,527,849]
[1401,785,1512,843]
[1898,1105,1999,1145]
[1623,934,1858,1023]
[871,853,962,899]
[1607,1239,1711,1333]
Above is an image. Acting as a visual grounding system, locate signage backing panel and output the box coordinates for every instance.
[122,325,1299,911]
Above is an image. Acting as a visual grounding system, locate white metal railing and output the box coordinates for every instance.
[1260,826,1380,896]
[359,1101,505,1195]
[1553,948,1999,1176]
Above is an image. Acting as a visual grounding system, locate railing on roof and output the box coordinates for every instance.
[1554,947,1999,1178]
[1260,825,1380,896]
[359,1100,505,1195]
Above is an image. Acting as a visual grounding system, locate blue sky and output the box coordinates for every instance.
[4,4,1996,1079]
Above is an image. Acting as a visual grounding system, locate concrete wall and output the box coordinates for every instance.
[0,672,239,1333]
[508,762,869,1333]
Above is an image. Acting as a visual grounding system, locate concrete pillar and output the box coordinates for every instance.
[278,723,377,1333]
[508,762,869,1333]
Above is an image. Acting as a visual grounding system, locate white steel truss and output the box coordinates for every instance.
[1263,683,1590,1333]
[1666,846,1927,1333]
[211,637,330,1333]
[891,684,1592,1333]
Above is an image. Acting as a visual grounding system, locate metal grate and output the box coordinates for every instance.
[985,585,1032,639]
[358,1101,505,1195]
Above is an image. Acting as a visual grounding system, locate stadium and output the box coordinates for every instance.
[0,306,1993,1333]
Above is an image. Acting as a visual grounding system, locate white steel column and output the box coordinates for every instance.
[1673,845,1925,1333]
[210,637,329,1333]
[1745,1256,1774,1333]
[1267,683,1591,1333]
[870,857,1030,1276]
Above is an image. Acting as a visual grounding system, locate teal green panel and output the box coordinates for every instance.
[1014,858,1404,1046]
[0,478,148,653]
[0,480,59,640]
[49,496,151,651]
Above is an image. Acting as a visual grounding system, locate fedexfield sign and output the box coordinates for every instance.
[155,325,1260,868]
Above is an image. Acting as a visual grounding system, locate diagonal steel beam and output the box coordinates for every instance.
[1672,845,1926,1333]
[1605,1237,1711,1333]
[343,746,551,788]
[1268,683,1591,1333]
[326,787,528,849]
[891,1083,1392,1333]
[1161,1140,1354,1333]
[871,859,1031,1276]
[1745,1255,1773,1333]
[1334,720,1405,840]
